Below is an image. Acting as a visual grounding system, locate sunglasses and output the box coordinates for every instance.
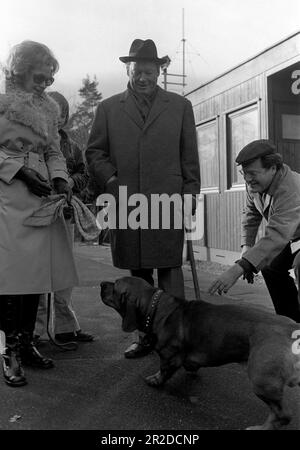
[32,73,54,86]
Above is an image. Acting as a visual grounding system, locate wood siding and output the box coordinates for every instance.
[204,190,246,251]
[193,75,262,124]
[192,76,265,253]
[187,34,299,258]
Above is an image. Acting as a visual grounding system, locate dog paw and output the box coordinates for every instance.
[145,372,163,387]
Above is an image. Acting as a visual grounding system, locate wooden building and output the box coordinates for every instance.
[186,31,300,265]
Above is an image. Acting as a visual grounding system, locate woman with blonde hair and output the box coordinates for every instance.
[0,40,78,387]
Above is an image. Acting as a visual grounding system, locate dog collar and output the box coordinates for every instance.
[144,289,164,333]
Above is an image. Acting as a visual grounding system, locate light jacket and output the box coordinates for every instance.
[242,164,300,271]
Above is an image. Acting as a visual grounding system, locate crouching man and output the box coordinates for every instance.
[209,139,300,322]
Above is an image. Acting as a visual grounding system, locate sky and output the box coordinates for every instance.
[0,0,299,108]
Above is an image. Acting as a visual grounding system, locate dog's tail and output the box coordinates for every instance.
[288,361,300,387]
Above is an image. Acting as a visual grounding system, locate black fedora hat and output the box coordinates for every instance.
[119,39,168,65]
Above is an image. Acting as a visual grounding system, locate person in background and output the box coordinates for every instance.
[35,91,94,344]
[209,139,300,323]
[85,39,200,358]
[0,40,78,387]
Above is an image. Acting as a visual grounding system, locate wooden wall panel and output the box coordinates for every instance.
[194,75,262,124]
[189,39,300,259]
[205,190,246,251]
[193,75,264,254]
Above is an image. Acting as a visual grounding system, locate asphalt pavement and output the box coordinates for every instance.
[0,242,299,432]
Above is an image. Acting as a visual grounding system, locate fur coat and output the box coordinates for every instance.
[0,90,78,295]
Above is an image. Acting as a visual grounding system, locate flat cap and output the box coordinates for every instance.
[235,139,276,165]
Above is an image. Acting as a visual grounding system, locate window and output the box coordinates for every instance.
[197,120,218,189]
[227,104,259,187]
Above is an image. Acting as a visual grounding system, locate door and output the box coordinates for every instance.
[274,101,300,171]
[268,62,300,172]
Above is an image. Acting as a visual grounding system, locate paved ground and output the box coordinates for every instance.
[0,242,299,432]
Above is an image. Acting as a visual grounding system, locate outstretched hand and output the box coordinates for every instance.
[208,264,244,295]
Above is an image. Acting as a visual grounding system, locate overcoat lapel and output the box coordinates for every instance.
[253,168,285,218]
[253,193,271,216]
[263,194,272,213]
[143,87,169,132]
[253,195,264,215]
[120,87,169,132]
[120,91,144,130]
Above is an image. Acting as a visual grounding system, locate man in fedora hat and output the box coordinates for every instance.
[86,39,200,357]
[209,139,300,322]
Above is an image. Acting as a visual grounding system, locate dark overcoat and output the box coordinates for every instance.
[86,86,200,269]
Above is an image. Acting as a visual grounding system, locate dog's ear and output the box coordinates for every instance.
[114,278,139,332]
[121,293,138,332]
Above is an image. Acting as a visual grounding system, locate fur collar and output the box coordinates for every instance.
[0,90,60,138]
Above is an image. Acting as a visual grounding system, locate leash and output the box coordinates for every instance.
[46,292,78,351]
[144,289,164,334]
[186,238,201,301]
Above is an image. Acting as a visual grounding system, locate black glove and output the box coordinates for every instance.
[53,178,72,203]
[242,272,254,284]
[16,167,52,197]
[63,205,74,220]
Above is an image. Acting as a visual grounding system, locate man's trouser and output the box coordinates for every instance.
[261,244,300,322]
[127,267,185,345]
[130,267,185,299]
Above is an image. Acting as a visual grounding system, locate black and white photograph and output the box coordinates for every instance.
[0,0,299,439]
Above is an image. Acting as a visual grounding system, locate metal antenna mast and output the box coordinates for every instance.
[161,8,187,95]
[182,8,186,95]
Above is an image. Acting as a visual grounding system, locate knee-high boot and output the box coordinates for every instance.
[0,296,27,387]
[19,294,54,369]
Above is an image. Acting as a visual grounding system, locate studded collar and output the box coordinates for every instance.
[144,289,164,333]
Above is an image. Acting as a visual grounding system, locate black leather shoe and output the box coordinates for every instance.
[55,331,94,343]
[124,338,154,359]
[20,343,54,369]
[75,331,95,342]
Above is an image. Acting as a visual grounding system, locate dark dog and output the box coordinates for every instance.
[101,276,300,430]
